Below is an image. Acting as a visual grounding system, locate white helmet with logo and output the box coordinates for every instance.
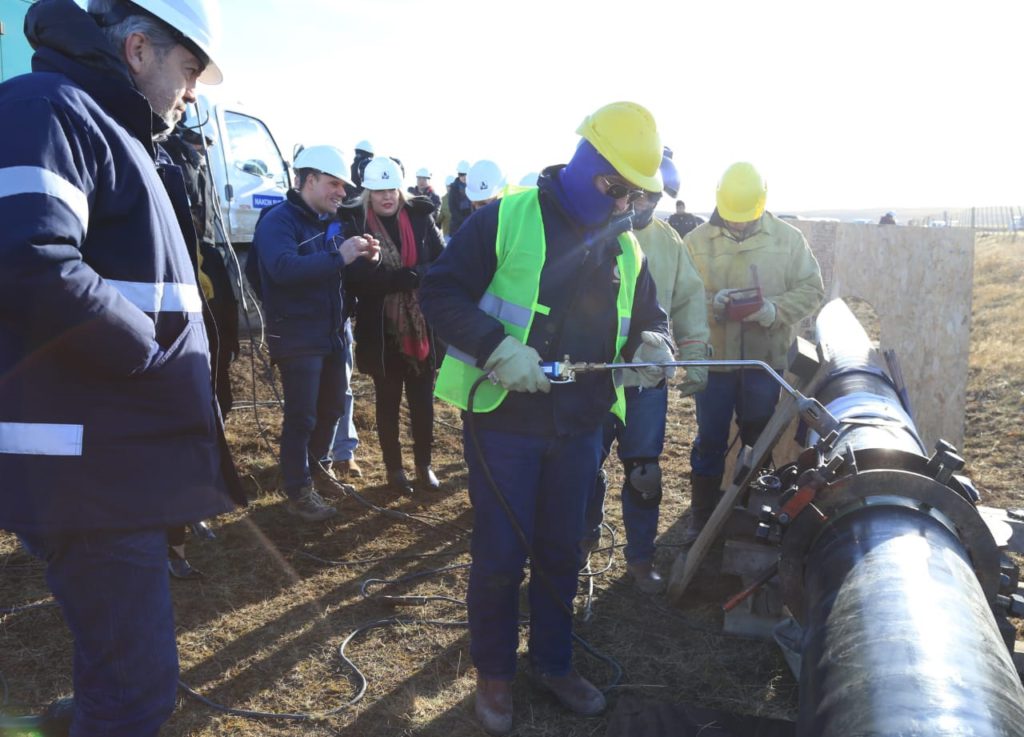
[362,157,403,190]
[127,0,223,84]
[292,145,352,184]
[466,160,506,203]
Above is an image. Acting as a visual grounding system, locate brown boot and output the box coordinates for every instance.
[680,474,723,547]
[334,457,363,479]
[535,669,606,716]
[626,559,665,594]
[474,674,513,736]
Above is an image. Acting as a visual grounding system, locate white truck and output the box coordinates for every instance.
[181,94,290,248]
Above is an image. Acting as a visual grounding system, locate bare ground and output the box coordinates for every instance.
[1,233,1021,736]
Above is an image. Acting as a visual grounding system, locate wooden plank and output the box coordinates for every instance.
[667,364,828,603]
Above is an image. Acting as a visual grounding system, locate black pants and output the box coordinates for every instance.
[372,355,434,470]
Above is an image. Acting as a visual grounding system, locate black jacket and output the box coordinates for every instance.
[340,197,444,376]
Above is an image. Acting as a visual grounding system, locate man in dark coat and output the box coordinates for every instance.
[0,0,244,733]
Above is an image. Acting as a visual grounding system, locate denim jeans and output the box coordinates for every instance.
[585,385,668,563]
[277,350,348,498]
[327,322,359,463]
[691,369,781,477]
[17,528,178,737]
[463,425,602,679]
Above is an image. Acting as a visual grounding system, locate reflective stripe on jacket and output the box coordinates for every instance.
[0,0,240,533]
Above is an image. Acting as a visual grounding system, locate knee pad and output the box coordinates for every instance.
[624,457,662,509]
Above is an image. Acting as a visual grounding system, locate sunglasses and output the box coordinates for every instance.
[600,177,646,203]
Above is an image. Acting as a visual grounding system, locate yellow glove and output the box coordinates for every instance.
[676,341,709,398]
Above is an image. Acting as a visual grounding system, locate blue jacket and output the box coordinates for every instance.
[0,0,242,533]
[419,167,670,436]
[340,196,444,376]
[251,189,348,359]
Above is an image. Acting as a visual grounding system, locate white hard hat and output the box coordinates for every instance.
[466,160,506,203]
[518,172,539,187]
[456,160,471,175]
[130,0,223,84]
[415,167,431,179]
[444,175,455,187]
[292,145,352,184]
[362,157,403,190]
[354,140,374,154]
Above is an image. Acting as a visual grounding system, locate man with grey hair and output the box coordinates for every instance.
[0,0,242,734]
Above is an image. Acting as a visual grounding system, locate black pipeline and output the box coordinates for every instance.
[779,300,1024,737]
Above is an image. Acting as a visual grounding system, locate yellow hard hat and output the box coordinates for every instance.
[576,102,662,192]
[716,162,767,222]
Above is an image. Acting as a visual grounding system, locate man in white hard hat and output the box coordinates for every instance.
[408,166,442,215]
[251,145,380,522]
[465,159,507,211]
[0,0,243,733]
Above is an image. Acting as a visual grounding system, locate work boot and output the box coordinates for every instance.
[474,674,513,736]
[387,468,415,495]
[334,457,363,479]
[168,548,203,580]
[534,669,606,716]
[310,459,338,486]
[680,474,723,547]
[626,559,665,594]
[415,464,440,491]
[286,486,337,522]
[189,520,217,541]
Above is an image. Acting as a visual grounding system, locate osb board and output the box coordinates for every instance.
[792,222,974,451]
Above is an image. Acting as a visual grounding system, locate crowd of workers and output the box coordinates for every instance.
[0,0,825,734]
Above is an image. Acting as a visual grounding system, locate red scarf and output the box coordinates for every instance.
[366,206,431,364]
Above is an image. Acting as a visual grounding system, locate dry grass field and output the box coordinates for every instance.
[1,233,1021,736]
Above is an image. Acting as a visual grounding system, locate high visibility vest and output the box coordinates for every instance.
[434,188,642,423]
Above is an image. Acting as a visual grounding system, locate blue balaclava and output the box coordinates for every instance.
[553,139,620,228]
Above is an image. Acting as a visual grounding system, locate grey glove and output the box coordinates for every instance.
[483,336,550,394]
[625,331,676,388]
[743,300,776,328]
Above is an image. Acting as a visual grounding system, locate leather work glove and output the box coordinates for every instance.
[743,300,776,328]
[391,267,420,291]
[483,336,551,394]
[676,341,709,398]
[711,289,731,320]
[624,331,677,388]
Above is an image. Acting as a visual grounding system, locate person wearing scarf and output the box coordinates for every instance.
[342,156,444,494]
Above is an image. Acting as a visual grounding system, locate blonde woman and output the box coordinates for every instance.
[342,157,444,494]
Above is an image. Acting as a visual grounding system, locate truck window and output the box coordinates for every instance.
[224,111,288,192]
